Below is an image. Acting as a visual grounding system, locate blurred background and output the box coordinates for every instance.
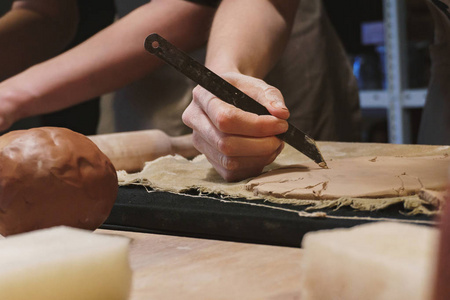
[0,0,436,144]
[323,0,434,144]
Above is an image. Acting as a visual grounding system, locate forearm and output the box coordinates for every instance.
[0,0,78,81]
[0,0,215,121]
[205,0,299,78]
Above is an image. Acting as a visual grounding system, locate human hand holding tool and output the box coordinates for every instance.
[145,33,327,181]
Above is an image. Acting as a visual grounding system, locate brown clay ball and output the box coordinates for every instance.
[0,127,118,236]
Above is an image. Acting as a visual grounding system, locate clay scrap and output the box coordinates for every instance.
[419,189,448,207]
[246,155,450,200]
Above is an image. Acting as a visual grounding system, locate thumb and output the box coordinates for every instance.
[222,72,290,120]
[261,86,290,120]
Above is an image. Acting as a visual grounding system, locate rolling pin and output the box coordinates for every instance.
[88,130,199,172]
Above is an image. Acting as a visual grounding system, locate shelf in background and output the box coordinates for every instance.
[359,88,427,109]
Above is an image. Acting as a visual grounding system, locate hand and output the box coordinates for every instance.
[0,80,34,132]
[0,88,23,132]
[182,72,290,182]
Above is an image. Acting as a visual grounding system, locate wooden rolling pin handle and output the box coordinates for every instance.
[170,134,201,159]
[88,130,198,172]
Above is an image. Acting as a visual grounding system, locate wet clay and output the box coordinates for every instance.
[246,155,450,200]
[0,127,118,236]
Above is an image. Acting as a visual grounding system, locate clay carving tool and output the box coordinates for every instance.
[144,33,327,168]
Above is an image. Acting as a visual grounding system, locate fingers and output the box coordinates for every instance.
[187,84,288,137]
[183,88,285,156]
[186,101,284,156]
[0,96,18,132]
[193,131,284,182]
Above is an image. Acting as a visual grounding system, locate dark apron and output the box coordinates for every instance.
[418,0,450,145]
[265,0,361,142]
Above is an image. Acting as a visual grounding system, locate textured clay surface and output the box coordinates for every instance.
[246,155,450,200]
[0,127,118,236]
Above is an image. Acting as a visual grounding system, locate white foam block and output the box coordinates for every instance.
[300,222,438,300]
[0,226,132,300]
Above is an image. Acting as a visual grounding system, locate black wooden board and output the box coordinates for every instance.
[101,185,435,248]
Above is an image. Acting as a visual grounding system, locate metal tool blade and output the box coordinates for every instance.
[144,33,327,168]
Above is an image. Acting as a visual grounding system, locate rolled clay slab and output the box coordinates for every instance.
[246,155,450,199]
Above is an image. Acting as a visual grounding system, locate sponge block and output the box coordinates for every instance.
[0,226,132,300]
[300,222,438,300]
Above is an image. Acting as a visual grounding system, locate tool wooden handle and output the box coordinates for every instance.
[88,130,198,172]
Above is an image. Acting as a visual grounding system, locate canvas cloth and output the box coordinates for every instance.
[118,142,450,215]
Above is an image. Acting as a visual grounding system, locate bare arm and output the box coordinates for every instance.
[182,0,299,181]
[0,0,78,81]
[0,0,215,130]
[205,0,299,77]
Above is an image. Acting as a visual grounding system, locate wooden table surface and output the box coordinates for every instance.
[98,229,304,300]
[3,142,447,299]
[97,143,450,299]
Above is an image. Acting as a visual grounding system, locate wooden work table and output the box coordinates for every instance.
[98,142,450,299]
[98,229,304,300]
[1,142,447,299]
